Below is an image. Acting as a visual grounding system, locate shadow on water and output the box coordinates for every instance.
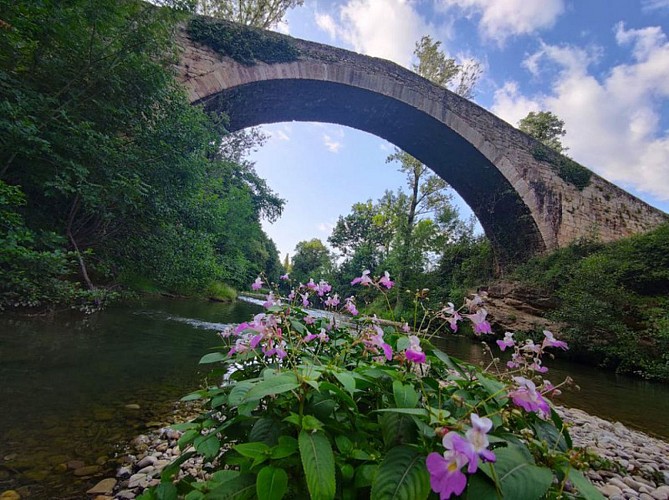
[1,297,667,497]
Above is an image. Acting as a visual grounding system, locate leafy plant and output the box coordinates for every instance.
[141,272,601,499]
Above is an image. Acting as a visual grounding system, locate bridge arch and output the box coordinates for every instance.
[176,19,667,267]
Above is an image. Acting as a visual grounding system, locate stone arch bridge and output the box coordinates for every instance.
[175,17,666,266]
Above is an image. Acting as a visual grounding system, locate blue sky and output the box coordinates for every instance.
[247,0,669,260]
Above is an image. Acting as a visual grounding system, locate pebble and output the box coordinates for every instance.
[87,478,117,495]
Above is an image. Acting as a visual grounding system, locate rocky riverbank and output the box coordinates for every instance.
[42,403,668,500]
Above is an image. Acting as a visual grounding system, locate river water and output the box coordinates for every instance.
[1,297,668,498]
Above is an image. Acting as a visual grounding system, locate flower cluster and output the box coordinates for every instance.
[426,414,496,499]
[438,292,491,335]
[227,313,287,360]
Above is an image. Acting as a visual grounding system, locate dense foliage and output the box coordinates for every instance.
[513,224,669,381]
[141,274,602,500]
[0,0,283,310]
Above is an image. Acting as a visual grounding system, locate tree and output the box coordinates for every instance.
[518,111,568,154]
[197,0,304,29]
[413,35,482,100]
[291,239,333,284]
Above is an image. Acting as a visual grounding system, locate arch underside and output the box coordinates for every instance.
[197,78,546,266]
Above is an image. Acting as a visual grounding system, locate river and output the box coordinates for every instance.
[1,297,668,498]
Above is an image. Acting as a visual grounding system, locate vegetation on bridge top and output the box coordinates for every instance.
[188,16,300,65]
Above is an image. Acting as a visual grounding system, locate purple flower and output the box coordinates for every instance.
[402,322,411,333]
[316,280,332,296]
[304,315,315,325]
[324,293,340,308]
[542,330,568,350]
[263,292,278,309]
[529,359,549,373]
[426,451,468,500]
[508,377,551,419]
[304,328,329,343]
[507,352,522,369]
[465,308,492,335]
[344,297,358,316]
[280,273,290,280]
[351,269,373,286]
[306,278,317,290]
[379,271,394,289]
[405,335,426,363]
[496,332,515,351]
[251,277,263,291]
[463,414,496,473]
[300,293,310,308]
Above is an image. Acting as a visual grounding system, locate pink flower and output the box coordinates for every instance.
[351,269,373,286]
[529,359,549,373]
[405,335,426,363]
[324,294,340,308]
[379,271,394,289]
[426,451,468,500]
[426,432,472,499]
[521,340,541,354]
[496,332,515,351]
[344,297,358,316]
[304,328,329,343]
[306,278,317,290]
[316,280,332,296]
[465,308,491,335]
[506,352,522,369]
[508,377,551,419]
[365,325,393,360]
[463,414,496,473]
[300,293,310,308]
[542,330,568,350]
[280,273,290,280]
[251,277,263,291]
[402,322,411,333]
[304,315,315,325]
[263,292,278,309]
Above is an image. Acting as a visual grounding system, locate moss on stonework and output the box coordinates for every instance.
[188,17,299,66]
[532,145,592,191]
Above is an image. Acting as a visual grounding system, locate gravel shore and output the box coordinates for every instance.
[16,403,662,500]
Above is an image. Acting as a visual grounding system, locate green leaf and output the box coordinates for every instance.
[550,408,573,449]
[249,418,280,445]
[306,396,336,420]
[354,464,378,488]
[483,446,553,500]
[194,434,220,460]
[200,352,228,364]
[334,371,357,395]
[431,349,467,376]
[290,319,307,334]
[178,429,200,449]
[271,436,298,459]
[319,382,357,409]
[181,391,205,401]
[532,419,569,452]
[298,430,336,500]
[565,469,605,499]
[393,381,419,408]
[154,483,178,500]
[477,374,508,405]
[375,408,428,417]
[244,374,300,401]
[161,451,195,481]
[205,472,255,499]
[335,435,354,454]
[256,466,288,500]
[463,472,499,499]
[302,415,324,432]
[379,411,417,448]
[228,380,258,406]
[370,446,430,500]
[234,442,271,459]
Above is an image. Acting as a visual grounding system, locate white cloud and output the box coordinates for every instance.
[438,0,565,43]
[492,24,669,200]
[315,12,337,39]
[490,81,540,126]
[315,0,434,67]
[317,222,335,234]
[642,0,669,11]
[323,134,343,153]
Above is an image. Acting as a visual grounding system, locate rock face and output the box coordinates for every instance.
[484,281,560,334]
[174,18,666,267]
